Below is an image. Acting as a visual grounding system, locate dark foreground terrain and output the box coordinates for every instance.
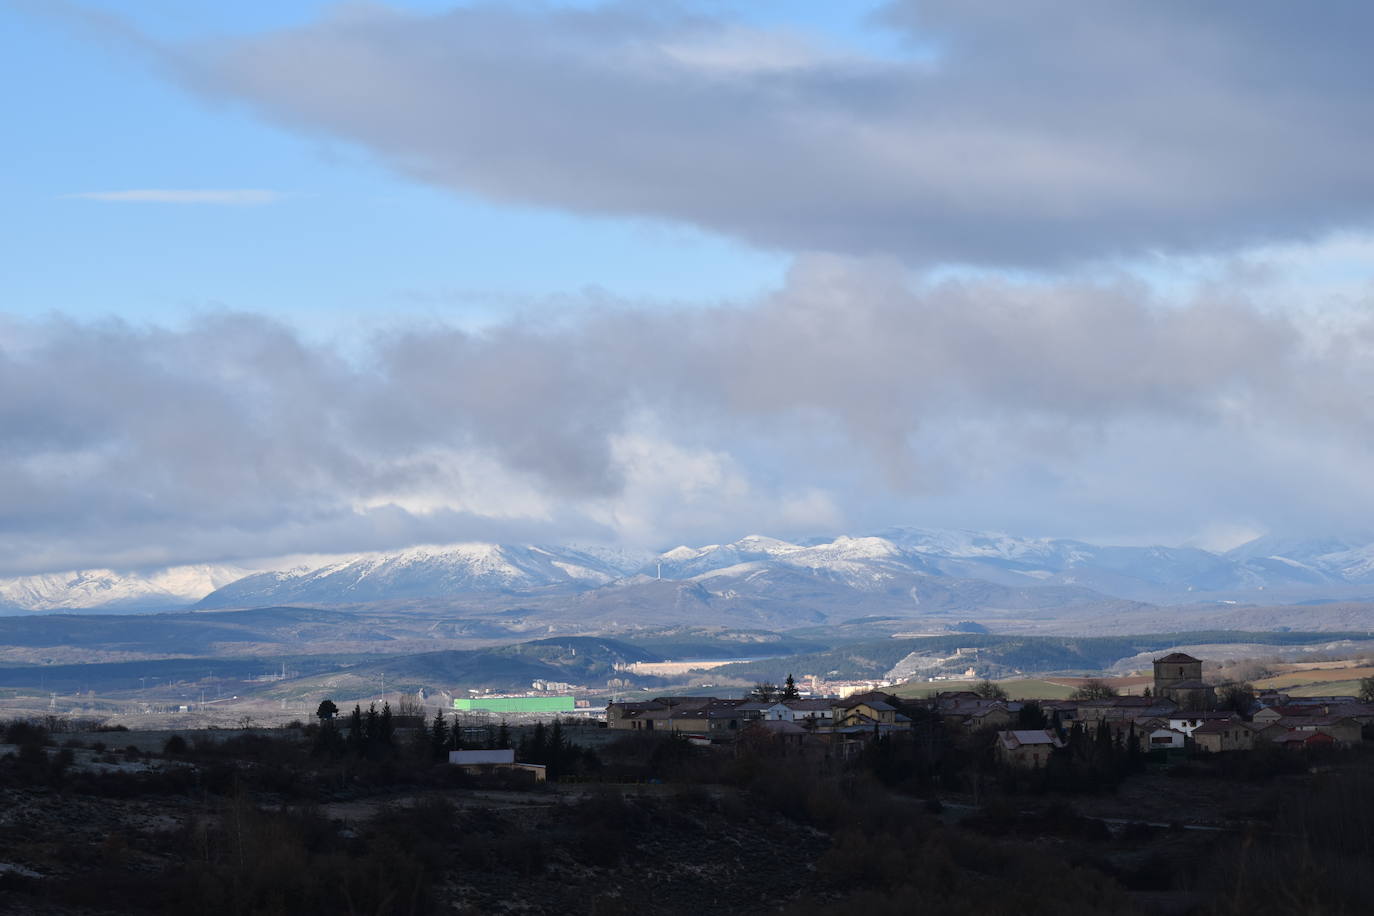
[2,716,1372,915]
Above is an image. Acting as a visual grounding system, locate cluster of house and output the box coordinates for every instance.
[606,692,912,751]
[604,653,1373,766]
[991,653,1373,767]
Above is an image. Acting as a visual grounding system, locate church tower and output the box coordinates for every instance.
[1152,652,1212,710]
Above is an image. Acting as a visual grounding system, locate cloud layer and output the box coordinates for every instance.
[157,1,1374,265]
[5,258,1374,574]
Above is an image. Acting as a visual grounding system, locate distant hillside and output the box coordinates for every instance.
[704,630,1374,683]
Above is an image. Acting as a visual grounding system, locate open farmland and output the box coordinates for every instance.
[1254,665,1374,690]
[892,678,1076,700]
[1287,679,1365,697]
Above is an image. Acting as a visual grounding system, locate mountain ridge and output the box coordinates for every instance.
[9,529,1374,615]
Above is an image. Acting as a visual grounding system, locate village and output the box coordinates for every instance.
[592,652,1373,768]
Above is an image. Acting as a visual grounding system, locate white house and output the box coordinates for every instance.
[1144,727,1187,750]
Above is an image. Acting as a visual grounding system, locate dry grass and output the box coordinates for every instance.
[621,660,741,677]
[892,678,1077,700]
[1254,666,1374,689]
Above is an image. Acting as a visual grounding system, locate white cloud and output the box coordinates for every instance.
[4,252,1374,574]
[63,189,283,205]
[133,1,1374,266]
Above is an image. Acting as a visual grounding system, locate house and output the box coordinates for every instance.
[1272,731,1336,751]
[1191,720,1254,753]
[1246,721,1289,744]
[995,730,1065,767]
[1074,698,1176,728]
[834,695,903,728]
[607,697,752,735]
[1142,727,1188,751]
[742,698,836,723]
[448,748,547,781]
[1275,716,1362,746]
[1167,711,1238,738]
[937,696,1021,729]
[748,719,814,749]
[606,700,667,730]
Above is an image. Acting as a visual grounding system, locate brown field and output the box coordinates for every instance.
[893,678,1076,700]
[621,659,742,677]
[1254,665,1374,690]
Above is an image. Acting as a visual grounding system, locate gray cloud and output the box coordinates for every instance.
[136,1,1374,266]
[4,258,1374,574]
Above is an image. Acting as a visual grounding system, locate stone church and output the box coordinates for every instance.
[1153,652,1213,710]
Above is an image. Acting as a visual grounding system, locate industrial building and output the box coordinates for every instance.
[452,695,576,714]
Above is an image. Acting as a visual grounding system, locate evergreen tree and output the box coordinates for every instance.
[347,704,364,755]
[530,721,548,765]
[315,699,339,721]
[782,674,800,701]
[1015,700,1047,729]
[549,718,566,780]
[379,702,395,749]
[364,703,380,755]
[429,710,449,761]
[497,720,511,750]
[447,714,464,751]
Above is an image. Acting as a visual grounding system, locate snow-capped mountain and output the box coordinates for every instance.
[16,528,1374,615]
[195,542,639,609]
[0,564,250,613]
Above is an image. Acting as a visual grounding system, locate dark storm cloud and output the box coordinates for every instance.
[144,1,1374,266]
[5,260,1374,573]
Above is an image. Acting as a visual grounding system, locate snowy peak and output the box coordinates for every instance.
[0,564,250,612]
[19,528,1374,614]
[195,542,634,608]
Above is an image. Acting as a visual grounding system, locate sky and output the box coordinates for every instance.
[4,0,1374,576]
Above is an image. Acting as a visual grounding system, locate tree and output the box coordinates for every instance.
[973,680,1008,700]
[429,710,449,761]
[750,682,779,703]
[781,674,800,701]
[396,692,424,719]
[1069,680,1119,701]
[447,714,464,751]
[548,718,566,780]
[1218,683,1257,716]
[316,699,339,721]
[347,704,364,754]
[1360,677,1374,704]
[379,702,395,748]
[1015,700,1047,729]
[497,720,511,750]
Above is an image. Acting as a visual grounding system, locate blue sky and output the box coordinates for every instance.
[4,0,902,333]
[4,1,1374,575]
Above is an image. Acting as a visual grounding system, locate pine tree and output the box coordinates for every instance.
[347,704,364,755]
[447,714,464,751]
[379,702,395,749]
[364,703,380,756]
[782,674,800,700]
[429,710,449,761]
[530,721,548,765]
[549,718,565,780]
